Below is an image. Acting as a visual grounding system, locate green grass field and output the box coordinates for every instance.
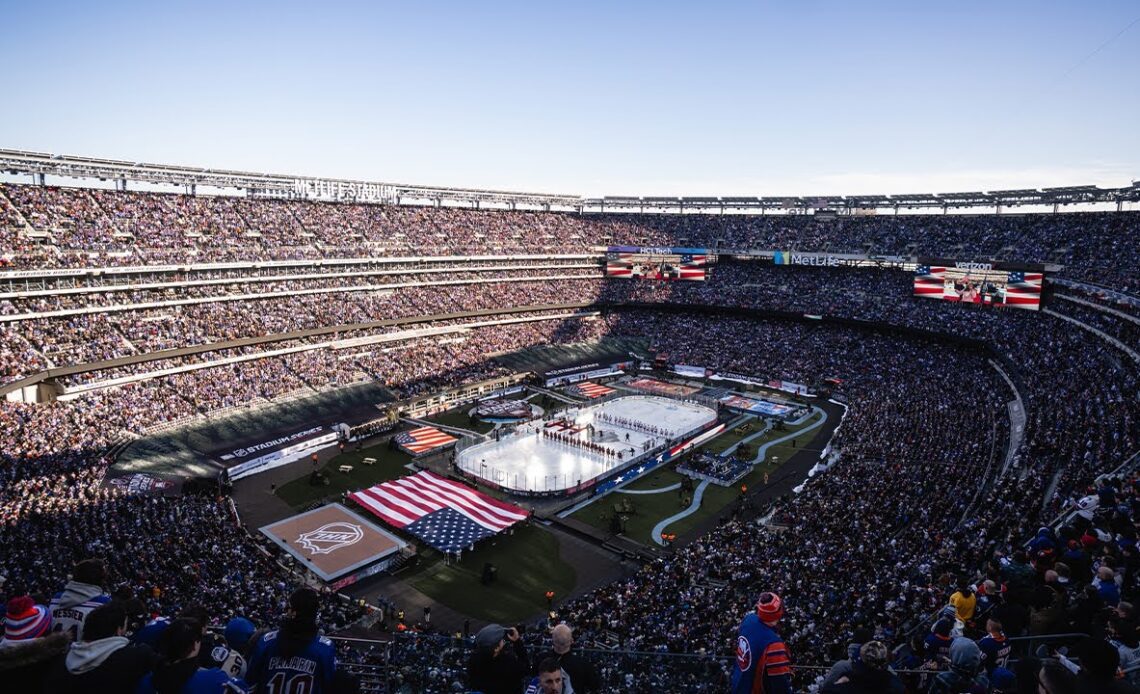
[275,442,414,508]
[702,417,765,455]
[408,524,576,623]
[568,410,825,544]
[571,484,694,541]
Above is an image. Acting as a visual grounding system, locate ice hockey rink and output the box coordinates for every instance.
[457,395,717,493]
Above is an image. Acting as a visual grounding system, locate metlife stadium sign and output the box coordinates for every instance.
[773,251,842,267]
[768,251,910,268]
[292,179,394,204]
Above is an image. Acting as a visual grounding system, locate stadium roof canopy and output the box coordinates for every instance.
[2,148,1138,213]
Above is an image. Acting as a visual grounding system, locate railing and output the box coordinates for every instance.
[1053,277,1140,309]
[328,633,734,694]
[328,632,978,693]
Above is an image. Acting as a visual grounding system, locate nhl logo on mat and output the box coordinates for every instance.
[297,522,364,554]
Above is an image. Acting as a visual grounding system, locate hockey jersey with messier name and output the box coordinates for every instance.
[49,581,112,641]
[247,629,337,694]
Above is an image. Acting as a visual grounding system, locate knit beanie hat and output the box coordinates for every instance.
[3,596,52,642]
[756,592,783,626]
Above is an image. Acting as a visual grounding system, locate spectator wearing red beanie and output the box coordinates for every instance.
[0,594,71,692]
[731,592,792,694]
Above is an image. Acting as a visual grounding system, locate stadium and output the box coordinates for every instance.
[1,145,1138,692]
[2,5,1140,693]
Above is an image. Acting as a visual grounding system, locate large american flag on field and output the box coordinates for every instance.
[393,426,458,456]
[349,471,528,553]
[570,382,614,399]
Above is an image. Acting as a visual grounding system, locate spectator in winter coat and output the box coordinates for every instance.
[48,559,111,642]
[1073,638,1140,693]
[532,624,598,694]
[41,601,157,693]
[0,594,70,692]
[1096,566,1123,607]
[926,638,988,694]
[466,623,529,694]
[731,592,792,694]
[820,641,904,694]
[134,618,247,694]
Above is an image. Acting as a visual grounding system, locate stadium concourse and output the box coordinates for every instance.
[0,165,1137,693]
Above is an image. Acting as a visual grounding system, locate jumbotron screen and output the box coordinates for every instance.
[913,264,1043,310]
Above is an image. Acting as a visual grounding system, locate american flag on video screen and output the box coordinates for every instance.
[349,471,528,553]
[1003,271,1043,309]
[913,265,947,297]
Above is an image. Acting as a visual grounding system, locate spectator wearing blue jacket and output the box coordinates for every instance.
[135,618,246,693]
[731,592,792,694]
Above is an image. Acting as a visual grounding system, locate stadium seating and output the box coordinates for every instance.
[1,181,1138,691]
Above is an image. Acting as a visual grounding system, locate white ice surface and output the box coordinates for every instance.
[457,396,716,492]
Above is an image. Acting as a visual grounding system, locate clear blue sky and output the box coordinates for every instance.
[1,1,1137,196]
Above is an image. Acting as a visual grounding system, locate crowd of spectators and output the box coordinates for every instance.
[2,182,1139,290]
[0,578,364,692]
[2,183,1139,691]
[0,274,606,383]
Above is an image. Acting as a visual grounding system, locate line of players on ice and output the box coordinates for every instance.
[593,411,680,439]
[539,424,642,461]
[536,414,672,461]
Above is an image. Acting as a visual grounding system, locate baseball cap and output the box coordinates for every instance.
[224,617,256,650]
[474,624,506,650]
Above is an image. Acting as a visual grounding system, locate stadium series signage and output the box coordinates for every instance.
[545,362,602,378]
[542,359,632,387]
[218,426,327,460]
[216,426,339,480]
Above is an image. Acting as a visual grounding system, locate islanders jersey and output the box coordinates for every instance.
[978,633,1011,673]
[731,612,792,694]
[247,629,336,694]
